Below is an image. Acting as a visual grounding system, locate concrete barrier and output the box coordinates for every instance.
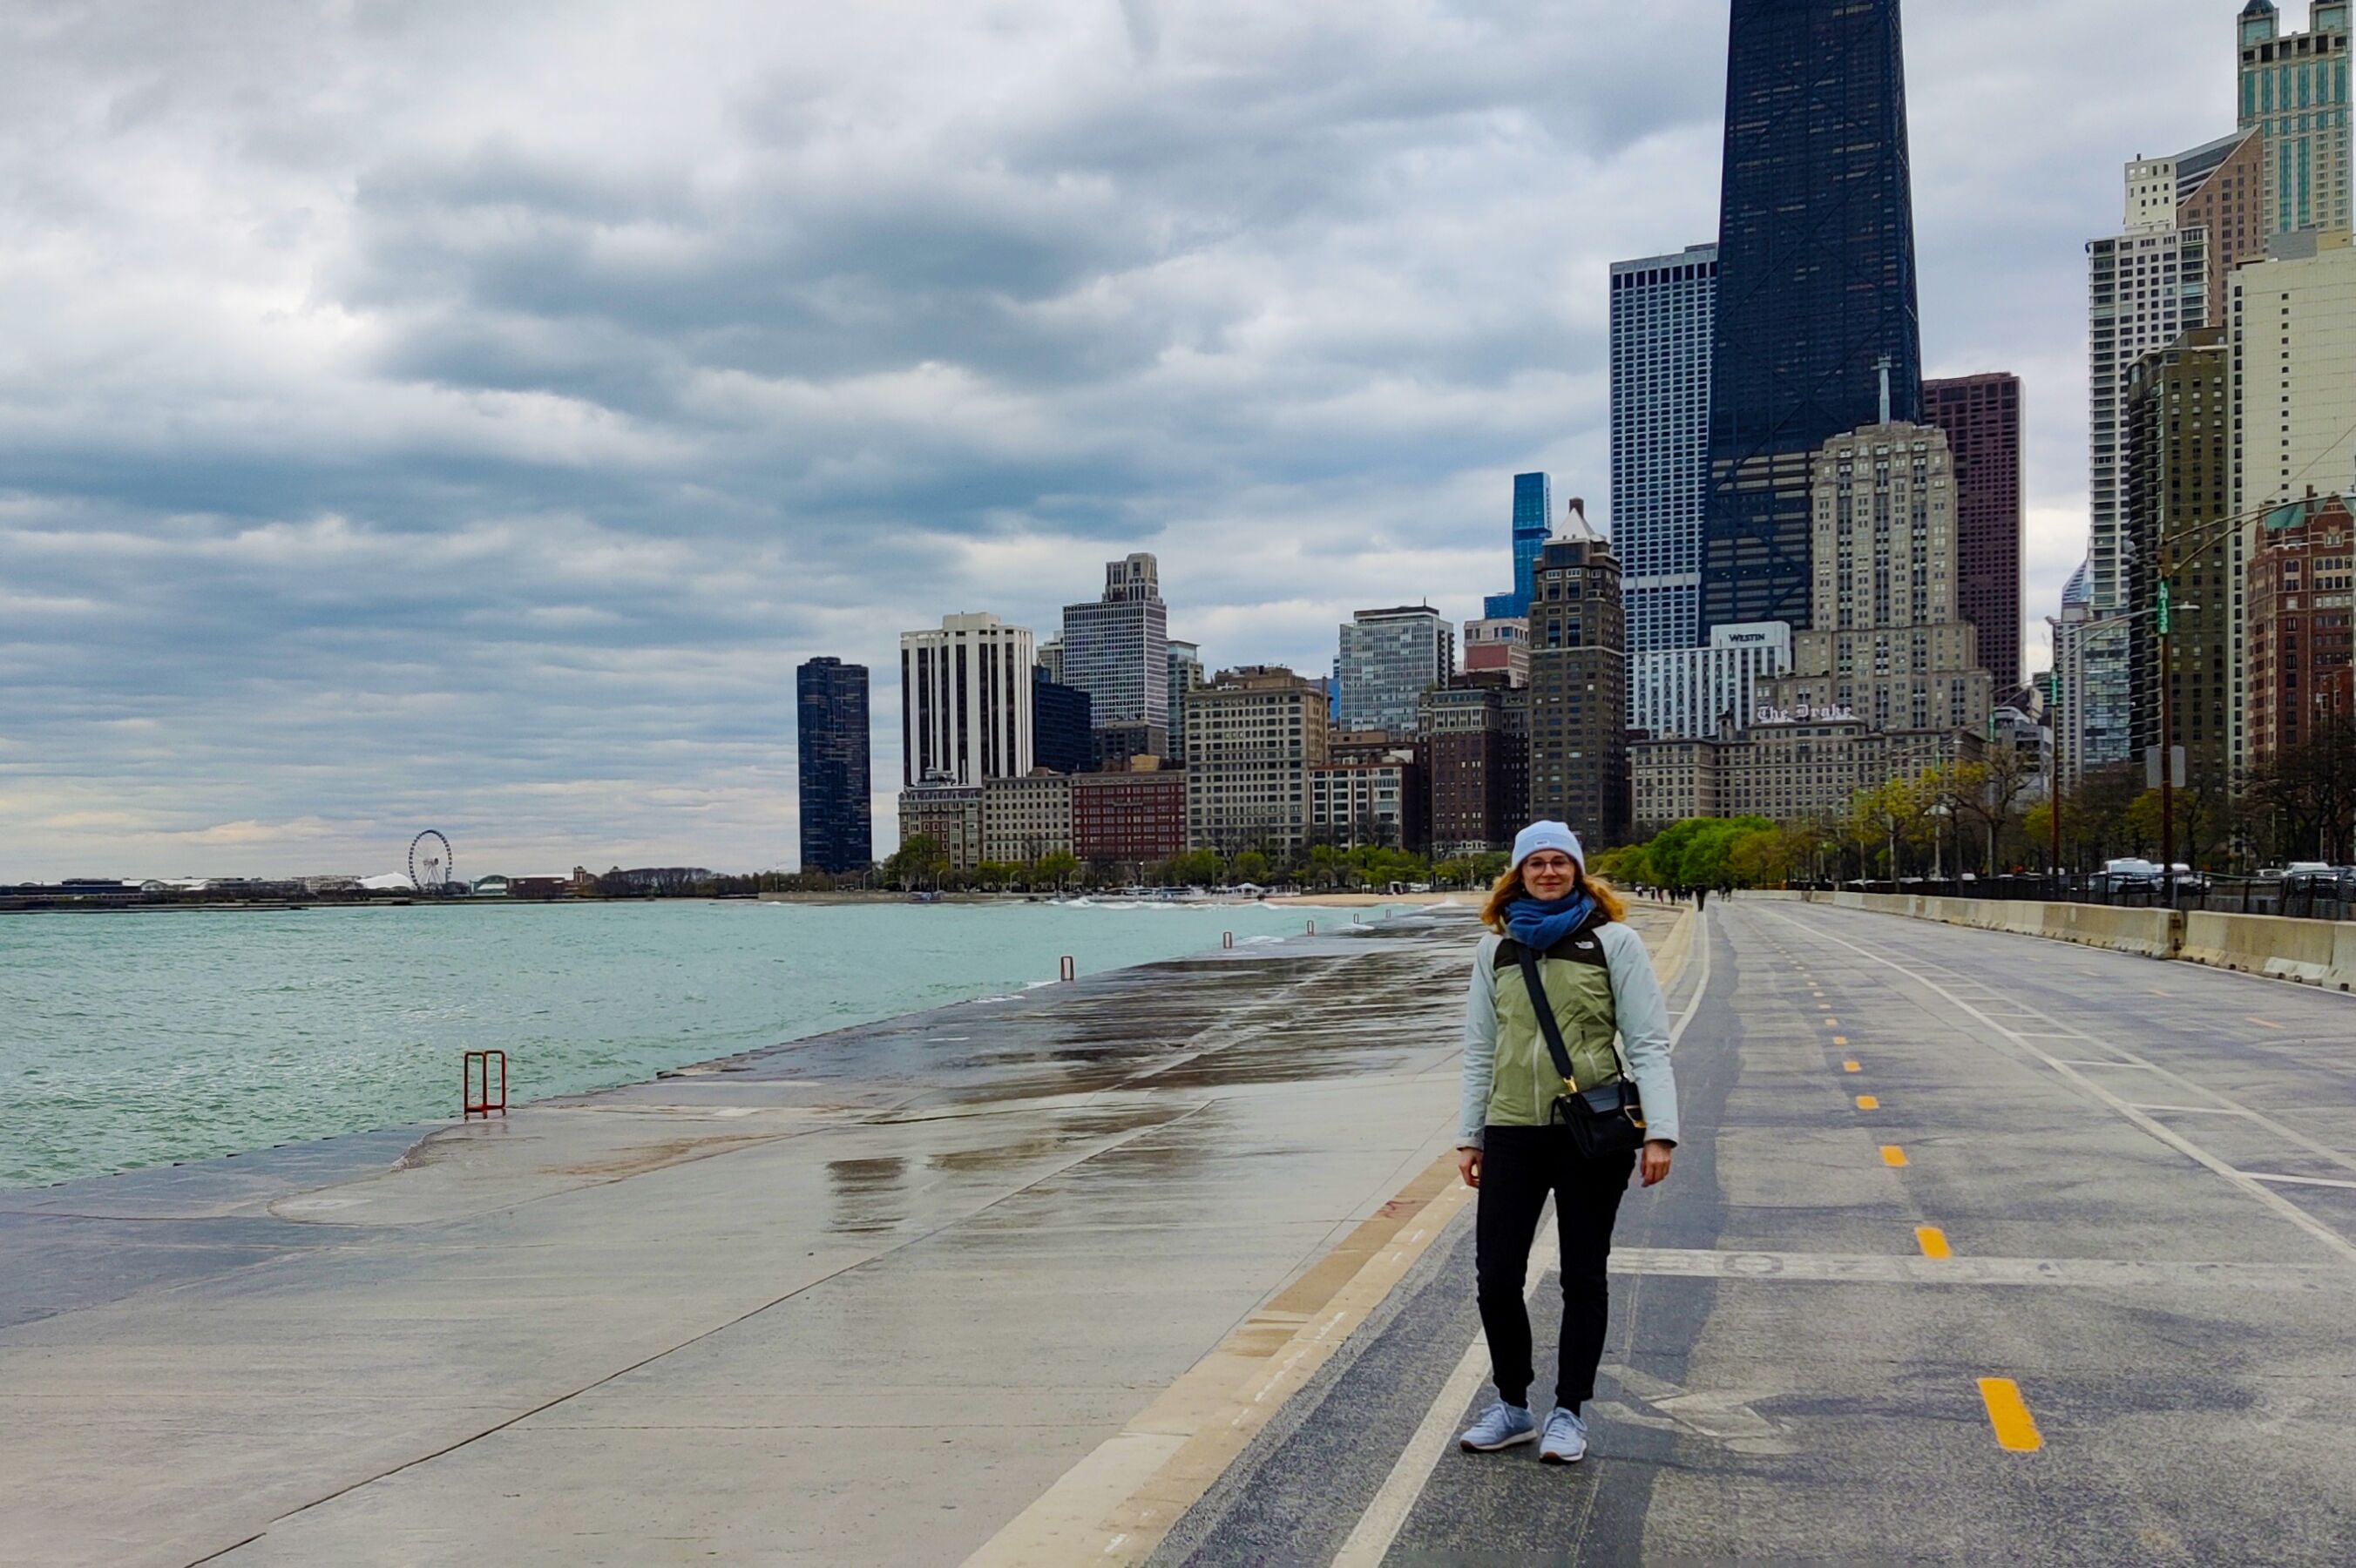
[1804,889,2183,958]
[1797,889,2356,983]
[2034,902,2183,958]
[2182,910,2356,990]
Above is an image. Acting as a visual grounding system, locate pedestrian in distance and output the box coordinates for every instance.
[1454,821,1682,1465]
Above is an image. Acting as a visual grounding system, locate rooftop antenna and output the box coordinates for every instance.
[1876,355,1892,425]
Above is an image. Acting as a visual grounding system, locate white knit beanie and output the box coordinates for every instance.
[1510,821,1585,873]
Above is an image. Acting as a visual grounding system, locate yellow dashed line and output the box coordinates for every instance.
[1856,1095,1879,1110]
[1842,1060,1861,1073]
[1881,1145,1908,1167]
[1977,1378,2042,1451]
[1831,1035,1848,1046]
[1916,1227,1952,1260]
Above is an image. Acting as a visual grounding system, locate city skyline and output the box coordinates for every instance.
[3,2,2250,877]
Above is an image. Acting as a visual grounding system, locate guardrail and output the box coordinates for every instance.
[1794,871,2356,923]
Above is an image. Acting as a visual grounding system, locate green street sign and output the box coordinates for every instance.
[2156,578,2170,637]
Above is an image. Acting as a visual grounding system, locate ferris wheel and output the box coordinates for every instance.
[409,830,455,892]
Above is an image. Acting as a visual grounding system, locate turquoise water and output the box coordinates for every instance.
[0,898,1382,1189]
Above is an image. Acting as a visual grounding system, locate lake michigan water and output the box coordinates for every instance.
[1,897,1383,1190]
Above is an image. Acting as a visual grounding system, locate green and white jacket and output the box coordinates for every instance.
[1458,914,1681,1149]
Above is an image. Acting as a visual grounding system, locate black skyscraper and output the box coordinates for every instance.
[796,657,872,874]
[1032,667,1094,774]
[1703,0,1923,632]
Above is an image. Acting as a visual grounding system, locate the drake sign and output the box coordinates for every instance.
[1753,702,1858,726]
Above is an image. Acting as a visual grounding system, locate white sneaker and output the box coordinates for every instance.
[1539,1406,1588,1464]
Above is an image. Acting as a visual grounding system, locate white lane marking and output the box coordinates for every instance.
[1330,1230,1559,1568]
[1761,909,2356,1267]
[1332,907,1712,1567]
[1833,930,2356,1181]
[1607,1246,2342,1291]
[2131,1104,2258,1117]
[2243,1172,2356,1190]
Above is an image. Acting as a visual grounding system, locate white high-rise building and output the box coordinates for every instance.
[1608,243,1717,665]
[2228,227,2356,774]
[2083,151,2218,768]
[1630,622,1793,741]
[899,612,1035,787]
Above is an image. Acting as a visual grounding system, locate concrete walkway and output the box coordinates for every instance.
[2,908,1574,1567]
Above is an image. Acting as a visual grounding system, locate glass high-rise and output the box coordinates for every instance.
[1609,244,1717,662]
[796,657,872,874]
[1485,473,1554,618]
[1703,0,1923,633]
[1032,668,1093,775]
[1337,606,1454,734]
[2238,2,2352,243]
[1060,553,1169,753]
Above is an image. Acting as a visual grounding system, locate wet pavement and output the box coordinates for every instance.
[0,909,1497,1566]
[1166,898,2356,1565]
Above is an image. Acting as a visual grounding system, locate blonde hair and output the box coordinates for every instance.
[1479,859,1627,934]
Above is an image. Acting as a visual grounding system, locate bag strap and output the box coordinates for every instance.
[1513,943,1581,1090]
[1513,935,1633,1089]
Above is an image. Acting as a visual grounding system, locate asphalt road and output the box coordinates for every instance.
[1159,898,2356,1565]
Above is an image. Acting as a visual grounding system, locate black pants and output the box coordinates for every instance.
[1474,1124,1635,1411]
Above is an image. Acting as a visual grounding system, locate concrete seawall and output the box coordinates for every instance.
[1791,889,2356,990]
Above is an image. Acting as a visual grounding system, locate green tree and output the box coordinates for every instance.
[881,834,947,891]
[1231,849,1271,885]
[1168,848,1224,888]
[1033,850,1080,892]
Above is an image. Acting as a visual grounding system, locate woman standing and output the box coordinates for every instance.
[1455,821,1681,1464]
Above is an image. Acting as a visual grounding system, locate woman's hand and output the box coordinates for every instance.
[1639,1139,1674,1187]
[1457,1146,1481,1189]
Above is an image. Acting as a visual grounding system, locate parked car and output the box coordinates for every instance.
[2093,858,2163,897]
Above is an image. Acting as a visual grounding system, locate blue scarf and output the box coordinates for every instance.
[1506,891,1596,953]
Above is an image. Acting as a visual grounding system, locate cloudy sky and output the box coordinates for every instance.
[2,0,2248,878]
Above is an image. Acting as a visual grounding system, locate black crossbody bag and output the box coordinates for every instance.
[1513,942,1646,1160]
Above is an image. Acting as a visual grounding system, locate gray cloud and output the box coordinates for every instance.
[0,0,2242,875]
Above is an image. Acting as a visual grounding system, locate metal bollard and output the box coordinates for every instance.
[1306,920,1316,936]
[1059,955,1076,982]
[1222,931,1234,949]
[464,1050,508,1119]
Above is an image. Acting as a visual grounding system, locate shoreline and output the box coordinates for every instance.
[3,890,1468,915]
[3,905,1420,1196]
